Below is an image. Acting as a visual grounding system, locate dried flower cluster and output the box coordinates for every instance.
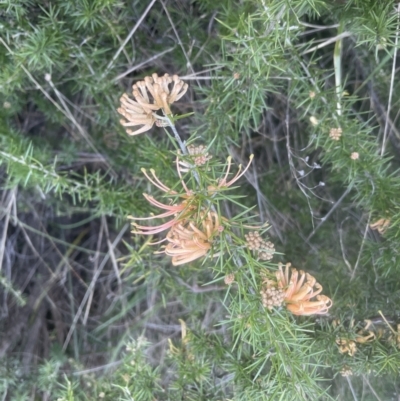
[335,320,376,356]
[388,324,400,348]
[245,231,275,261]
[329,127,342,140]
[336,338,357,356]
[370,218,390,234]
[350,152,359,160]
[118,73,188,135]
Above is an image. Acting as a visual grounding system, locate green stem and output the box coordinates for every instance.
[334,23,343,116]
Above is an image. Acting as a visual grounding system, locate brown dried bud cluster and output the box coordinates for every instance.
[187,145,212,166]
[260,279,285,310]
[224,273,235,285]
[179,145,213,172]
[340,365,353,377]
[245,231,275,261]
[329,127,342,140]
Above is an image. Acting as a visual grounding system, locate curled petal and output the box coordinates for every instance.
[126,125,154,136]
[275,263,333,316]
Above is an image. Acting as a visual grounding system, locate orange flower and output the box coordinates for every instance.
[129,167,196,236]
[208,155,254,193]
[276,263,332,316]
[162,211,222,265]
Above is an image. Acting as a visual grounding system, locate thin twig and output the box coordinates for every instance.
[105,0,157,74]
[175,277,225,293]
[381,3,400,156]
[160,0,200,87]
[346,376,359,401]
[301,32,351,55]
[163,115,188,155]
[82,217,105,326]
[307,183,353,241]
[363,375,383,401]
[0,190,15,273]
[339,219,353,274]
[46,77,116,176]
[350,213,371,281]
[113,47,175,82]
[63,224,129,351]
[333,25,344,116]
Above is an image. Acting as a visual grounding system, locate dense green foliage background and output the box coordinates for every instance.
[1,0,400,399]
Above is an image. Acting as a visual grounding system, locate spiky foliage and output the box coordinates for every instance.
[1,0,400,400]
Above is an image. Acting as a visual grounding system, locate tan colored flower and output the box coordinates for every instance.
[276,263,332,316]
[133,73,188,115]
[355,329,375,344]
[118,73,188,135]
[117,94,157,136]
[309,91,316,99]
[350,152,359,160]
[370,218,390,234]
[336,338,357,356]
[329,127,342,140]
[163,211,221,266]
